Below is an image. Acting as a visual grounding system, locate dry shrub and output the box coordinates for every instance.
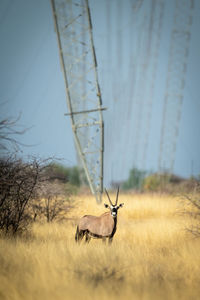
[179,186,200,237]
[0,116,74,235]
[29,181,74,223]
[0,157,43,234]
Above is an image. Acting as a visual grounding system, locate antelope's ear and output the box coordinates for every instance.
[104,203,109,208]
[118,203,124,208]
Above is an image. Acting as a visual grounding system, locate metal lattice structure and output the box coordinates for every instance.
[104,0,165,184]
[141,0,165,170]
[126,0,165,171]
[158,0,194,173]
[51,0,104,203]
[131,1,155,169]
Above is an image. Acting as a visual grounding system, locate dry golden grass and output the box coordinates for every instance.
[0,193,200,300]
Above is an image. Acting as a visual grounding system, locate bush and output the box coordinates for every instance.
[0,116,74,234]
[122,168,146,190]
[68,166,81,186]
[143,174,161,191]
[29,181,74,223]
[44,163,82,186]
[181,187,200,237]
[0,157,44,234]
[143,174,171,192]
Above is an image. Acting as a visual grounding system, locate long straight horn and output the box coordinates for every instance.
[105,188,113,206]
[115,186,120,205]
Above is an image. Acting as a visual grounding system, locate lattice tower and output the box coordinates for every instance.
[158,0,194,173]
[51,0,105,203]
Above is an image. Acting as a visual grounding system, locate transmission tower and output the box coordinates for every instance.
[131,1,153,169]
[158,0,194,173]
[141,0,165,170]
[129,0,163,171]
[51,0,105,203]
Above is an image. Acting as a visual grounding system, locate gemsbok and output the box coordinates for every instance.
[75,187,124,244]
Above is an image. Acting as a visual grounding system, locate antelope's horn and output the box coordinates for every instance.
[115,186,120,205]
[105,188,113,206]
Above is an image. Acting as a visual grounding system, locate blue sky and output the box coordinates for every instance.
[0,0,76,165]
[0,0,200,186]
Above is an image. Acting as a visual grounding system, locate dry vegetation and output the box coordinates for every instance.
[0,193,200,300]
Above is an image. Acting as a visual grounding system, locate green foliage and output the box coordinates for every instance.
[67,166,81,186]
[45,163,84,187]
[122,168,146,190]
[122,167,200,193]
[143,174,170,191]
[143,174,161,191]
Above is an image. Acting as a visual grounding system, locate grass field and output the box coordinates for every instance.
[0,193,200,300]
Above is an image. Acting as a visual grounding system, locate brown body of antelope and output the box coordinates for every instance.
[75,188,124,244]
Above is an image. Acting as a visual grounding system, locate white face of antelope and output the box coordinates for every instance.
[104,187,124,218]
[104,203,124,217]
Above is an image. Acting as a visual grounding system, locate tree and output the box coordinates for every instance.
[122,168,146,190]
[44,162,81,186]
[0,116,74,233]
[0,157,45,234]
[0,116,27,153]
[29,181,73,223]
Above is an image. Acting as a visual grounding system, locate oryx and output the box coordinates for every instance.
[75,187,124,244]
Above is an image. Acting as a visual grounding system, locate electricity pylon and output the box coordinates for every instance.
[51,0,105,203]
[159,0,194,174]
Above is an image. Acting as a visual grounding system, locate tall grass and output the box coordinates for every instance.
[0,193,200,300]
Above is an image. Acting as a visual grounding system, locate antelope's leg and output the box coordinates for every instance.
[108,237,113,244]
[75,226,81,242]
[77,229,85,243]
[102,237,106,244]
[85,231,91,243]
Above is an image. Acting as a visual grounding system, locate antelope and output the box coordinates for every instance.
[75,187,124,244]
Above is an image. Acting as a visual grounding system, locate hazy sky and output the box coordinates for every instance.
[0,0,200,186]
[0,0,76,165]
